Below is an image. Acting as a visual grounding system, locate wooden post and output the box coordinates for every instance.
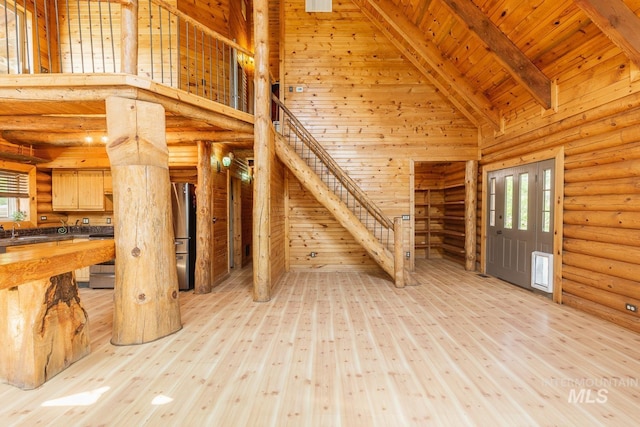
[394,217,405,288]
[106,96,181,345]
[253,0,271,302]
[195,141,212,294]
[121,0,138,74]
[465,160,478,271]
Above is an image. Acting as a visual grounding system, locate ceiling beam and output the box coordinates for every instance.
[439,0,551,109]
[2,130,254,146]
[574,0,640,68]
[357,0,501,129]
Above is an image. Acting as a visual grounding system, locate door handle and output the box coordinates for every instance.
[496,230,503,235]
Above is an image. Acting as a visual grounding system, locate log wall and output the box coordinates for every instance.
[282,0,477,272]
[480,47,640,332]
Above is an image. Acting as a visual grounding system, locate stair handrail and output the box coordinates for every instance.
[272,95,394,232]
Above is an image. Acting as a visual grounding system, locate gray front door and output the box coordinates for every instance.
[486,159,554,289]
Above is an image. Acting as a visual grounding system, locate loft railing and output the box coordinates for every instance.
[0,0,253,112]
[272,95,395,250]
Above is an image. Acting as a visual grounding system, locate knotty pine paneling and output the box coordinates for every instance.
[211,167,229,286]
[288,177,379,272]
[270,156,286,286]
[479,32,640,333]
[282,0,477,273]
[178,0,230,37]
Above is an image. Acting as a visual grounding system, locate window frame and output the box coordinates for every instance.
[0,160,37,229]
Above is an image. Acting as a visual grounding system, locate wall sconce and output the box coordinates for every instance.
[222,152,234,167]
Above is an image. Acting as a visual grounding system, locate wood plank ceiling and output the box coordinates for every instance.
[3,0,640,152]
[351,0,640,129]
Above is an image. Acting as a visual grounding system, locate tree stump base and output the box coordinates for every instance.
[0,272,90,390]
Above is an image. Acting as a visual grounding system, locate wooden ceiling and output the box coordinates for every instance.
[271,0,640,129]
[3,0,640,157]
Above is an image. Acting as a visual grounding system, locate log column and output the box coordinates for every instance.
[106,96,181,345]
[195,141,212,294]
[465,160,478,271]
[253,0,271,302]
[121,0,138,74]
[394,217,405,288]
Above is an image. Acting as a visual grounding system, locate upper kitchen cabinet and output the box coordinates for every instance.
[52,170,105,211]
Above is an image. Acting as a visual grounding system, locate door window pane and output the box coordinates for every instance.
[504,175,513,229]
[489,177,496,226]
[519,173,528,230]
[542,169,551,232]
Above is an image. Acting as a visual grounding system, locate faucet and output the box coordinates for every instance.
[11,222,20,239]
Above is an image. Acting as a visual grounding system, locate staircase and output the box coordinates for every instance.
[272,97,408,287]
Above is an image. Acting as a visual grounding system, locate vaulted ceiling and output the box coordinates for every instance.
[271,0,640,130]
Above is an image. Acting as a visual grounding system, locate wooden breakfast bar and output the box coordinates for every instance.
[0,240,115,389]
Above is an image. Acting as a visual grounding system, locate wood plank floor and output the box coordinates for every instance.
[1,259,639,426]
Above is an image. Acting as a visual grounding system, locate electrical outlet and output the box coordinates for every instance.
[625,303,637,313]
[82,218,89,224]
[402,214,410,220]
[40,215,47,221]
[106,217,111,224]
[296,86,303,93]
[310,252,317,258]
[406,251,411,258]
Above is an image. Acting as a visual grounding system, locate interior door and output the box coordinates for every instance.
[486,160,554,289]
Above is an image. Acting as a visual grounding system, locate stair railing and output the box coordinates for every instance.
[272,95,395,250]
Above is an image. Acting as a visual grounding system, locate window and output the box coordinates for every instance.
[0,2,33,74]
[0,169,30,220]
[518,172,528,230]
[489,177,496,227]
[542,169,552,232]
[504,175,513,229]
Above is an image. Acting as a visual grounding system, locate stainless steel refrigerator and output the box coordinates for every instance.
[171,182,196,290]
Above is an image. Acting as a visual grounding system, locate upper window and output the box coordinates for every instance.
[0,2,33,74]
[0,169,30,221]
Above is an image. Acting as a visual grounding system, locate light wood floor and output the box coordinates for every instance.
[1,259,639,426]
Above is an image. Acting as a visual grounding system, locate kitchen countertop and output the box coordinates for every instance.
[0,233,92,252]
[0,240,115,290]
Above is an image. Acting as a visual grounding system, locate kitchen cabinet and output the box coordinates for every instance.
[52,170,105,211]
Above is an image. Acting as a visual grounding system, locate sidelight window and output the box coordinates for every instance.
[542,169,552,232]
[489,177,496,227]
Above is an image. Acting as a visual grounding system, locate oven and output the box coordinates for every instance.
[89,233,115,289]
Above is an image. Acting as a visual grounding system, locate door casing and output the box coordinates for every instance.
[480,147,564,303]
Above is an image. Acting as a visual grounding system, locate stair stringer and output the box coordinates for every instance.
[274,134,396,280]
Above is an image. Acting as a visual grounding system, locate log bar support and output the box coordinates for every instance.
[0,273,89,390]
[465,160,478,271]
[195,141,213,294]
[0,240,115,389]
[106,96,182,345]
[253,0,271,302]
